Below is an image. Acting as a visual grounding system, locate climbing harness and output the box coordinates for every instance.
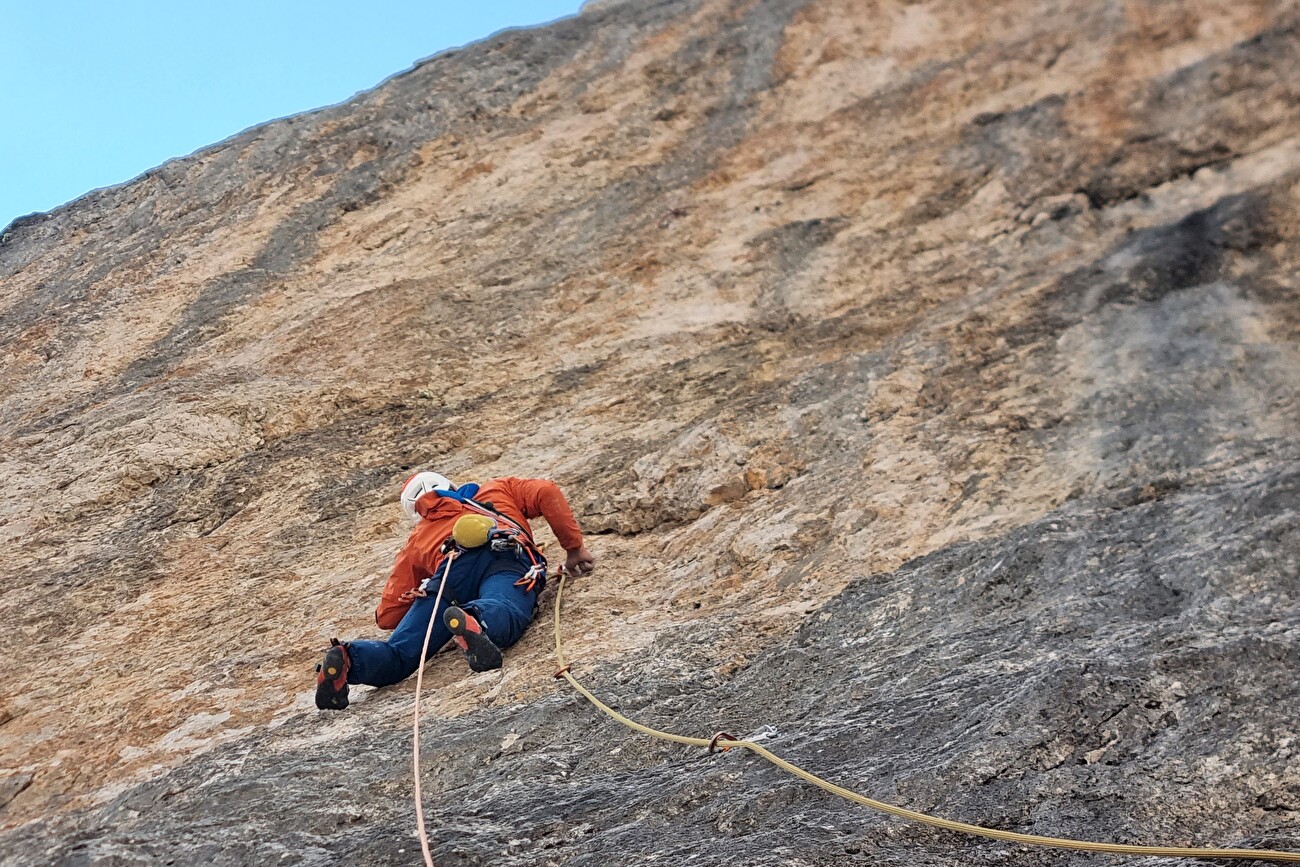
[549,570,1300,862]
[442,491,549,594]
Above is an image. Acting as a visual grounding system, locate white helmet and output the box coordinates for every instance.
[400,471,452,520]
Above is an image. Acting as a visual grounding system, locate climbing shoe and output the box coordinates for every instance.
[315,639,351,710]
[443,606,502,672]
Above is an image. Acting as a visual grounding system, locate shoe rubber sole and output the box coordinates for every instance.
[315,645,350,710]
[443,606,503,672]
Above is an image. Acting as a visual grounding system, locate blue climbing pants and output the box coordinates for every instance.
[345,546,539,687]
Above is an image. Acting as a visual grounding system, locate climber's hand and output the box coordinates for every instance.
[564,545,596,576]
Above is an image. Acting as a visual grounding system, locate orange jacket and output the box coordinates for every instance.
[375,477,584,629]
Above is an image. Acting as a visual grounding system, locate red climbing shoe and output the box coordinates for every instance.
[315,639,351,710]
[443,606,503,672]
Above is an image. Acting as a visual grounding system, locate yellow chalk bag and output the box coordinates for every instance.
[452,513,497,548]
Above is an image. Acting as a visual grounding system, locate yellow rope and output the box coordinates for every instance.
[551,572,1299,862]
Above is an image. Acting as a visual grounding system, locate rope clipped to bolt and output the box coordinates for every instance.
[550,570,1300,862]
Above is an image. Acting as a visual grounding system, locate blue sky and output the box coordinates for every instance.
[0,1,584,228]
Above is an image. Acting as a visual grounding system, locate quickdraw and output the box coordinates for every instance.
[464,498,548,590]
[512,563,546,594]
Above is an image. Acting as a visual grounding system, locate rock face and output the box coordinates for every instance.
[0,0,1296,864]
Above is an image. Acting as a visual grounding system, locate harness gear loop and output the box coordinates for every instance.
[550,571,1300,863]
[457,496,548,574]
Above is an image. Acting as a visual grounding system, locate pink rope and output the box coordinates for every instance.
[412,549,458,867]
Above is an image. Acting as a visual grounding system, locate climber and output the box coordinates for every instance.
[315,471,595,710]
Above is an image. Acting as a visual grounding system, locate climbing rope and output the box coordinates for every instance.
[551,571,1300,862]
[411,549,458,867]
